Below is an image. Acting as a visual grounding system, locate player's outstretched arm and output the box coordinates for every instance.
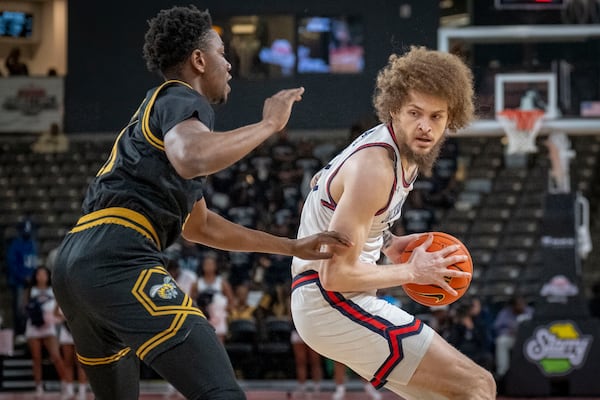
[182,198,351,259]
[165,87,304,179]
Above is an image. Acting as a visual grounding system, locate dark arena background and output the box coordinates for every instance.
[1,0,600,398]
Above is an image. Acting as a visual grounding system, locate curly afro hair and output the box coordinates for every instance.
[373,46,475,132]
[143,5,213,76]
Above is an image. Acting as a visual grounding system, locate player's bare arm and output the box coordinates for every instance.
[318,148,468,293]
[182,198,351,259]
[164,87,304,179]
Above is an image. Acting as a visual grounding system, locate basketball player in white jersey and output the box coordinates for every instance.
[291,46,496,399]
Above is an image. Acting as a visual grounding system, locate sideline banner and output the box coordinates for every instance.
[505,318,600,396]
[0,77,64,133]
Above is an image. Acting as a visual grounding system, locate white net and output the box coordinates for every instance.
[497,109,545,155]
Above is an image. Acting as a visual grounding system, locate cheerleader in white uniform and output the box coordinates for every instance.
[24,266,68,398]
[56,305,88,400]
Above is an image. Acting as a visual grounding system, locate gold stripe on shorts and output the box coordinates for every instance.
[71,207,161,249]
[77,347,131,366]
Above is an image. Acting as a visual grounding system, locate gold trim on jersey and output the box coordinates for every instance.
[97,122,134,176]
[132,266,205,360]
[141,79,192,151]
[71,207,161,249]
[77,347,131,366]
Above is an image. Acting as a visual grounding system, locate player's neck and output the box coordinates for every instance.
[402,161,418,183]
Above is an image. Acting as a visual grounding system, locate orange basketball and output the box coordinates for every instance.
[399,232,473,307]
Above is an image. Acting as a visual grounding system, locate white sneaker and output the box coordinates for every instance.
[332,386,345,400]
[77,384,87,400]
[35,384,44,398]
[61,382,75,399]
[364,383,382,400]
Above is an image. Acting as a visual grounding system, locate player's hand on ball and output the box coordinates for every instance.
[402,233,471,295]
[381,232,422,263]
[398,232,473,306]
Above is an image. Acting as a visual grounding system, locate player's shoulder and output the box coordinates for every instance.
[156,81,202,101]
[342,145,395,185]
[151,82,213,121]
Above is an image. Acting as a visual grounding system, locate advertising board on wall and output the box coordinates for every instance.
[0,77,63,134]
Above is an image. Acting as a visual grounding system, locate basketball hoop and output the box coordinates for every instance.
[496,109,545,155]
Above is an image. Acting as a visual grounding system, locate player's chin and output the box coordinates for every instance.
[412,145,433,155]
[216,92,229,105]
[409,137,428,148]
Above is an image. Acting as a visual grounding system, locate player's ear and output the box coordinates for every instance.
[191,49,206,73]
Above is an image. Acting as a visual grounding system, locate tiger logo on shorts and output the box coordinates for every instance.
[149,277,178,300]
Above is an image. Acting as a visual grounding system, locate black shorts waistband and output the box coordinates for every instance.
[71,207,161,249]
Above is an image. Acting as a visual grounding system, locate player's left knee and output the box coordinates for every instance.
[467,368,496,399]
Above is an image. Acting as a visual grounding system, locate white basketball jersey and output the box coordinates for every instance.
[292,123,415,276]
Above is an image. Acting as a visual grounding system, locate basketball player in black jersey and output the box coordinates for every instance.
[51,6,350,400]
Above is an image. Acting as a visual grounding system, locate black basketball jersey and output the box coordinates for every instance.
[82,80,214,250]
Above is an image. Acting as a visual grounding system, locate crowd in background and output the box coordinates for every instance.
[3,115,600,398]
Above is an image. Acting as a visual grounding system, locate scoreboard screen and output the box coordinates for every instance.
[495,0,567,9]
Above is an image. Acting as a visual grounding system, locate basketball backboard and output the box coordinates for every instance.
[495,72,558,119]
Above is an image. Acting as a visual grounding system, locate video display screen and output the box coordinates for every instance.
[297,16,365,74]
[0,11,34,38]
[214,14,364,79]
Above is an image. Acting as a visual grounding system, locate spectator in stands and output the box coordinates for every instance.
[401,187,437,234]
[6,218,38,339]
[493,295,534,379]
[228,282,257,322]
[270,128,296,164]
[428,305,452,339]
[295,139,322,199]
[260,251,293,290]
[5,47,29,76]
[426,137,461,209]
[256,282,291,321]
[176,236,204,279]
[447,299,494,372]
[291,325,323,399]
[347,113,379,143]
[55,305,88,400]
[24,266,68,398]
[191,251,235,343]
[31,122,70,154]
[166,258,196,296]
[470,296,495,354]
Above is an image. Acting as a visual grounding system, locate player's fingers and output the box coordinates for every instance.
[443,269,472,279]
[443,254,469,265]
[320,231,353,247]
[277,87,304,100]
[314,251,333,259]
[285,87,304,102]
[439,244,462,256]
[293,86,305,98]
[418,233,434,250]
[439,282,458,297]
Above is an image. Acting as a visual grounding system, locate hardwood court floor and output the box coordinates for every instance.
[0,390,598,400]
[0,380,598,400]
